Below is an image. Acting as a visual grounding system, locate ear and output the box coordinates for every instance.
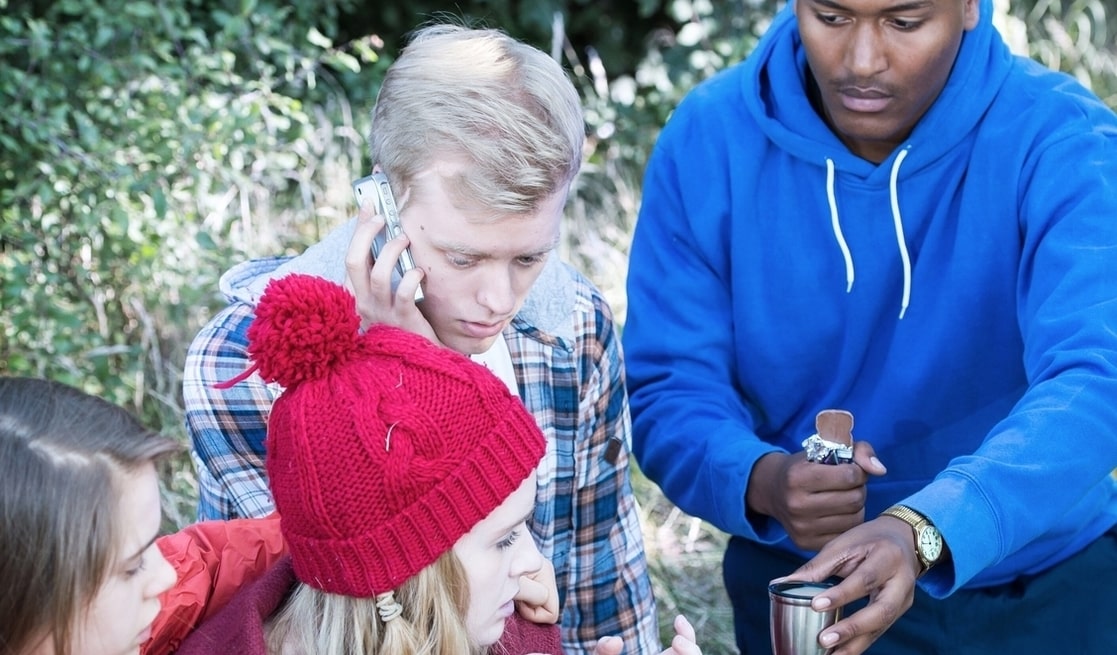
[963,0,980,30]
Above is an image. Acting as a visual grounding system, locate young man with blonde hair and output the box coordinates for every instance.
[184,24,660,654]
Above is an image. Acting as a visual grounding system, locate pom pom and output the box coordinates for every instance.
[248,274,362,388]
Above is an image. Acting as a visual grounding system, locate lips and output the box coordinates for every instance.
[838,87,891,113]
[461,320,508,339]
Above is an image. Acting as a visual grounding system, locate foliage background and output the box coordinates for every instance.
[2,0,1115,651]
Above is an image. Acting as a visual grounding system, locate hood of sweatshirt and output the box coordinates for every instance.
[740,0,1012,318]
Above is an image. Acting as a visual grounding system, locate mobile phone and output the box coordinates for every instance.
[351,172,424,303]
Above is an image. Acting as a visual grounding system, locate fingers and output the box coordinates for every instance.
[514,600,557,624]
[669,634,703,655]
[514,573,549,606]
[666,614,702,654]
[345,205,417,299]
[396,266,425,304]
[598,616,703,655]
[533,560,560,621]
[674,614,695,641]
[851,441,887,476]
[344,209,436,340]
[592,636,624,655]
[815,577,913,655]
[513,570,559,624]
[787,455,867,491]
[782,493,867,551]
[774,519,918,655]
[344,207,384,301]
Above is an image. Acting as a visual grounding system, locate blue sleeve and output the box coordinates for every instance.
[911,104,1117,596]
[624,104,783,539]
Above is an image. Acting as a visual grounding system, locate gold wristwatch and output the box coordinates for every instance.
[881,505,943,576]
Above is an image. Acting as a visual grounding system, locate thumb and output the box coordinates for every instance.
[852,441,887,476]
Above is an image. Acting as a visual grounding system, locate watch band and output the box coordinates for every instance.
[881,504,942,576]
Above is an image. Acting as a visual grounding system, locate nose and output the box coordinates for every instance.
[149,547,178,597]
[845,22,888,78]
[475,265,517,317]
[512,532,545,580]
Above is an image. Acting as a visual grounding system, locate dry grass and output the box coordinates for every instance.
[633,467,739,654]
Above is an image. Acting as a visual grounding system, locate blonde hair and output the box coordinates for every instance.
[265,551,484,655]
[0,377,179,655]
[370,24,584,217]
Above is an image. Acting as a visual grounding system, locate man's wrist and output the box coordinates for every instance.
[880,504,945,576]
[745,452,784,518]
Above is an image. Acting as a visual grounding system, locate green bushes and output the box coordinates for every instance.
[1,0,380,424]
[3,0,1115,518]
[0,0,774,434]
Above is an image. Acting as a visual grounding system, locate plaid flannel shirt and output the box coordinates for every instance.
[183,253,659,654]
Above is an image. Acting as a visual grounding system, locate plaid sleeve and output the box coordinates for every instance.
[562,283,660,654]
[183,303,278,520]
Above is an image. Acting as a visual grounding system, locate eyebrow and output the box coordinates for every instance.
[124,533,159,562]
[811,0,933,11]
[436,238,560,259]
[499,508,537,535]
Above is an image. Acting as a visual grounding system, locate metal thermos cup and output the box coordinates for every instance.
[769,581,842,655]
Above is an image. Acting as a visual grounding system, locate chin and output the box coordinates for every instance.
[471,621,507,649]
[446,334,498,356]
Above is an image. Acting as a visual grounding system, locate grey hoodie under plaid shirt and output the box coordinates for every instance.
[182,219,659,654]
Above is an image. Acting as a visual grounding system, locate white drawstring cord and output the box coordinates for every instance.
[889,148,912,319]
[825,158,855,293]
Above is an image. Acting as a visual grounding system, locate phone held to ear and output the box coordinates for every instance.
[351,172,424,303]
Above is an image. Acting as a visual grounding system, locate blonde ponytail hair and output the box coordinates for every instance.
[266,552,483,655]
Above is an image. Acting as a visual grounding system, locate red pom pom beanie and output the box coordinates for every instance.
[246,274,546,597]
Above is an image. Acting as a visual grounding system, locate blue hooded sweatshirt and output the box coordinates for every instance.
[624,0,1117,596]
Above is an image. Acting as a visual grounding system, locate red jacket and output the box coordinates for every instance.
[144,515,287,655]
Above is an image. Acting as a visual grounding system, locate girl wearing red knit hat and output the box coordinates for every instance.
[174,274,703,654]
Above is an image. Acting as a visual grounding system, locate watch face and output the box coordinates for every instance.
[918,526,943,562]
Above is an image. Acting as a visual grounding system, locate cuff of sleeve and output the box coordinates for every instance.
[707,436,785,539]
[903,474,997,597]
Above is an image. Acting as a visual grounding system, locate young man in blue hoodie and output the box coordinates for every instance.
[624,0,1117,652]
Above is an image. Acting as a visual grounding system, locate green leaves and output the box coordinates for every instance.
[0,0,1113,540]
[0,0,383,430]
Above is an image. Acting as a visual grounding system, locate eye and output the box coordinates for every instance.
[124,557,147,578]
[890,17,922,30]
[447,254,476,268]
[813,11,845,26]
[516,254,547,267]
[497,529,521,551]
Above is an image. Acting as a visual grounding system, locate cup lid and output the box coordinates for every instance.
[768,581,834,599]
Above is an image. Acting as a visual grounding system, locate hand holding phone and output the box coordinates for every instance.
[352,172,424,303]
